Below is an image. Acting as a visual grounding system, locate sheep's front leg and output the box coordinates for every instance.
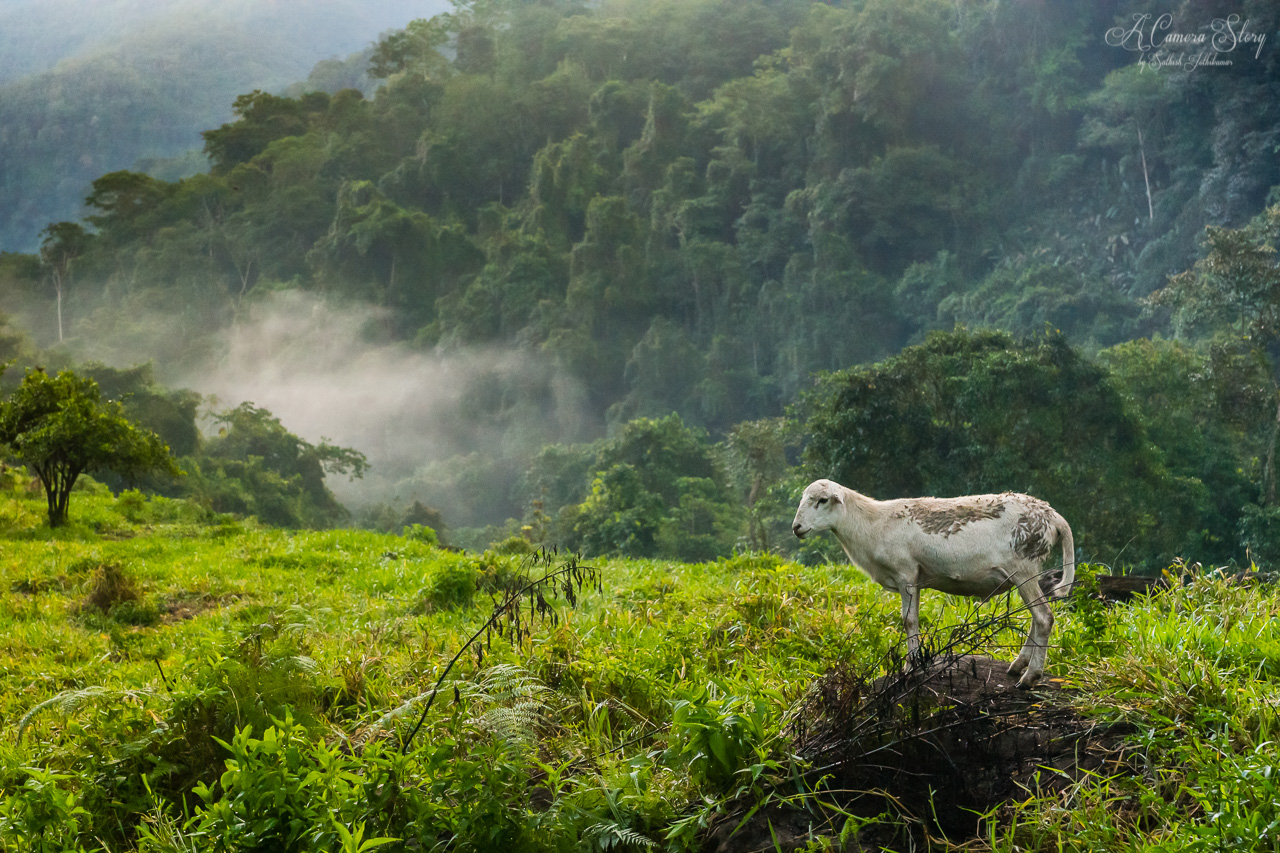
[900,582,923,669]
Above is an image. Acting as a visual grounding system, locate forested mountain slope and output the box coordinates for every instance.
[1,0,1277,546]
[8,0,1276,414]
[0,0,442,252]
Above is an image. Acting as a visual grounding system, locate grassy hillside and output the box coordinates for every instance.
[1,476,1278,850]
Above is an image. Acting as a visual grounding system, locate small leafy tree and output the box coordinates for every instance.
[554,414,739,559]
[187,402,368,528]
[0,368,179,526]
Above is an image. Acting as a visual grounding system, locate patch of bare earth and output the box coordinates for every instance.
[707,654,1133,852]
[160,592,241,623]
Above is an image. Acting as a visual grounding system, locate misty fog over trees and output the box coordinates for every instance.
[0,0,445,252]
[1,0,1279,568]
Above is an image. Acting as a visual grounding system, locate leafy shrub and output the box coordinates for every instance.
[418,559,481,611]
[141,624,332,806]
[492,534,534,555]
[401,523,438,546]
[1062,563,1110,655]
[417,552,526,612]
[0,767,91,852]
[116,488,147,522]
[189,713,393,853]
[667,684,771,789]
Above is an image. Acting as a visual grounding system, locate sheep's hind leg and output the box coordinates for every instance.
[1008,569,1053,688]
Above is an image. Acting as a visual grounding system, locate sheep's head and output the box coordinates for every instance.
[792,479,843,539]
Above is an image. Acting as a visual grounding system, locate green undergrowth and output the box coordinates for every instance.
[978,564,1280,853]
[0,482,1277,851]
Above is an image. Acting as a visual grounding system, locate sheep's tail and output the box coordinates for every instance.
[1051,511,1076,598]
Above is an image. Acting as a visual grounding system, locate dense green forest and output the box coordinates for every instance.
[2,0,1279,569]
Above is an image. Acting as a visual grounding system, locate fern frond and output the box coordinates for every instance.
[582,821,657,851]
[368,688,436,734]
[282,654,319,674]
[464,663,552,704]
[461,665,559,744]
[17,686,149,741]
[476,704,548,743]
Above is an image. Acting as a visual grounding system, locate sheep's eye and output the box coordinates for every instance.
[816,497,828,505]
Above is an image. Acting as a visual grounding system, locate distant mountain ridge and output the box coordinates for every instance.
[0,0,445,252]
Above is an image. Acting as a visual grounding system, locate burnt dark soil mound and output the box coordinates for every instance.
[707,653,1133,852]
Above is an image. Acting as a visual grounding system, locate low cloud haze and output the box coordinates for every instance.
[177,292,594,513]
[0,0,448,252]
[0,0,439,84]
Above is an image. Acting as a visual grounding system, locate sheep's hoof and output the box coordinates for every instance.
[1014,665,1042,689]
[1007,657,1029,677]
[1014,673,1040,690]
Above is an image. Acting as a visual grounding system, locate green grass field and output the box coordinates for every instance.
[1,478,1278,851]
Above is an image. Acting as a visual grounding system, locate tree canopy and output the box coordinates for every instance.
[800,330,1208,568]
[174,403,368,529]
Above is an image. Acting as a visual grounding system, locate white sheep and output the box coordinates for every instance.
[792,478,1075,688]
